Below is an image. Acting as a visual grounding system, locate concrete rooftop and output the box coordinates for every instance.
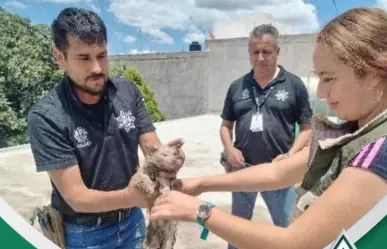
[0,113,273,249]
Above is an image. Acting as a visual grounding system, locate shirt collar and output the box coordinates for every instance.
[61,73,117,112]
[246,65,286,89]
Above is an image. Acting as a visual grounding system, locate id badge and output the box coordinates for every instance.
[250,111,263,132]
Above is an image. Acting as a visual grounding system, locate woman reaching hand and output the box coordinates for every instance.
[149,7,387,249]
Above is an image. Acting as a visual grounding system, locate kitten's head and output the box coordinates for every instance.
[146,144,184,172]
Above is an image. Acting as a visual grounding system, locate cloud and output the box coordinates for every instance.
[5,0,27,9]
[195,0,277,11]
[377,0,387,9]
[108,0,186,44]
[183,25,206,44]
[123,35,136,44]
[34,0,101,13]
[114,31,137,44]
[36,0,82,2]
[84,0,100,13]
[128,49,156,54]
[183,31,205,44]
[145,28,174,45]
[108,0,319,44]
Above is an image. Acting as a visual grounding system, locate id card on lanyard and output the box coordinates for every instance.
[249,84,274,132]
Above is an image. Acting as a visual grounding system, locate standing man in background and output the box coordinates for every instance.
[219,24,313,249]
[27,7,184,249]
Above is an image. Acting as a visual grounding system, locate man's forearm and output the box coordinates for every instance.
[72,188,148,213]
[200,146,309,193]
[288,126,311,155]
[139,131,162,156]
[220,126,233,150]
[69,188,135,213]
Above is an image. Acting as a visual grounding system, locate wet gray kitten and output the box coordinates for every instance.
[130,144,185,249]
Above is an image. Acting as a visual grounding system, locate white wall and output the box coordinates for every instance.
[110,34,339,119]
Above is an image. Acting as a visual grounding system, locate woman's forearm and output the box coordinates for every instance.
[200,146,309,193]
[204,207,288,249]
[288,125,312,155]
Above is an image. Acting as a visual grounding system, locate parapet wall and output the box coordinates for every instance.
[109,33,319,120]
[110,52,209,120]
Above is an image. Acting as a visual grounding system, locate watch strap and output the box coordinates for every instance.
[196,202,215,240]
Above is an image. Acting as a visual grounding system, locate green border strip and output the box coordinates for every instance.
[355,215,387,249]
[0,218,36,249]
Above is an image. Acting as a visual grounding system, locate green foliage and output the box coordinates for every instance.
[0,8,62,147]
[109,63,166,122]
[109,62,128,79]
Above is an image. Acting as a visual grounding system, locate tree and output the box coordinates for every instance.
[0,8,62,147]
[109,63,166,122]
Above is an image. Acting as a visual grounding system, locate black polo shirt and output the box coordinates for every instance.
[27,74,155,217]
[221,66,313,165]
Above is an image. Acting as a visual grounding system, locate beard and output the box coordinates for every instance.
[72,73,108,96]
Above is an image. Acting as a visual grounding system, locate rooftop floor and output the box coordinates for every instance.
[0,113,272,249]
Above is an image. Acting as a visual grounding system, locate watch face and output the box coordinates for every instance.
[198,204,211,218]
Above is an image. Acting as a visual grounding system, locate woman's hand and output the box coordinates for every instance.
[149,190,205,222]
[172,177,204,196]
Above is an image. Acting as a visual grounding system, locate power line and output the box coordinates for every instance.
[332,0,338,14]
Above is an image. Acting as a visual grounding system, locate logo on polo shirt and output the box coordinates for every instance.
[275,89,289,102]
[241,89,250,99]
[116,110,136,132]
[74,127,92,148]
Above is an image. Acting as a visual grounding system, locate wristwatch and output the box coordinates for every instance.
[196,202,215,240]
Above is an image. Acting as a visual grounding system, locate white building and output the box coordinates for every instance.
[211,13,298,39]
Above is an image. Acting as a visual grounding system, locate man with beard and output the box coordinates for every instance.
[219,24,313,249]
[27,7,184,249]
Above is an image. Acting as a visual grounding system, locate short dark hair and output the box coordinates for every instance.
[51,7,107,54]
[249,24,279,46]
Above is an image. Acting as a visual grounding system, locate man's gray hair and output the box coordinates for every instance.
[249,24,279,46]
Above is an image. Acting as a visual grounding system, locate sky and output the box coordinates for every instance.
[1,0,385,55]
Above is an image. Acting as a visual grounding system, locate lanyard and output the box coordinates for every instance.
[248,83,275,112]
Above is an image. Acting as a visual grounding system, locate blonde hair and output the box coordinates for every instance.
[317,7,387,79]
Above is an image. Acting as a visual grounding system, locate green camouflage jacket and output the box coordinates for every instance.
[293,110,387,220]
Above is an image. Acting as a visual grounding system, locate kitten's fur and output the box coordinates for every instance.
[129,144,184,249]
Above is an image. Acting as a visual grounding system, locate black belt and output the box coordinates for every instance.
[64,208,134,227]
